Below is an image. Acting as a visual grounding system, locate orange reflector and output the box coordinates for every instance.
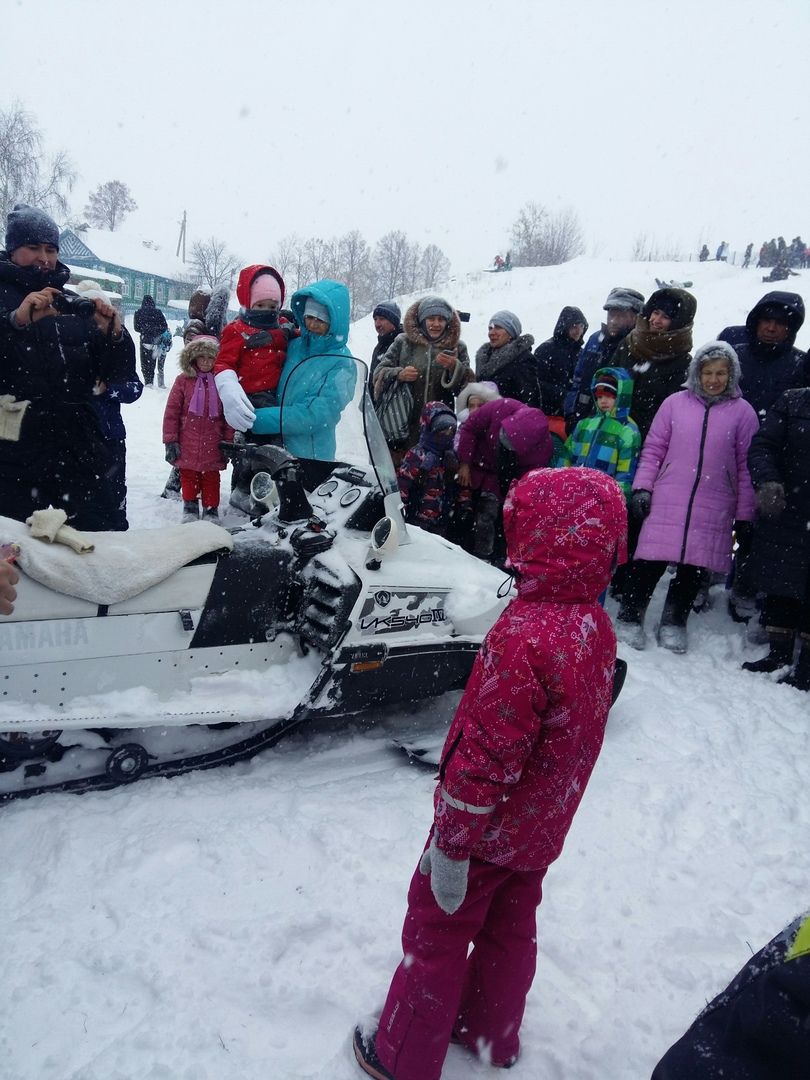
[350,660,385,673]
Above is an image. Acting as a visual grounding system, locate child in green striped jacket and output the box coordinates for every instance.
[557,367,641,498]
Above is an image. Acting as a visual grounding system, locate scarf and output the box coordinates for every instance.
[188,372,220,418]
[475,335,533,379]
[627,317,693,363]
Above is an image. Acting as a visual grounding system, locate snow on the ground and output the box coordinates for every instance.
[1,259,808,1080]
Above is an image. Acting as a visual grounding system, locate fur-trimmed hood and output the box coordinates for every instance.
[475,333,536,379]
[178,336,218,376]
[403,298,462,349]
[686,340,743,402]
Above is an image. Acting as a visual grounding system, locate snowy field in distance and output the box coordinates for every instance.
[1,257,808,1080]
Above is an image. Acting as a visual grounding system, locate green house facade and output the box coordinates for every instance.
[59,227,195,316]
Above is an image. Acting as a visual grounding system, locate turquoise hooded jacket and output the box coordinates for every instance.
[251,279,356,460]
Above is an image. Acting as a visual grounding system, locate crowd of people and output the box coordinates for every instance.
[2,202,809,1078]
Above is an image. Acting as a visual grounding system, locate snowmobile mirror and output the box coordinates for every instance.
[366,516,399,570]
[250,471,280,509]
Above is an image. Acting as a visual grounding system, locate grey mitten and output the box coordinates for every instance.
[631,489,652,520]
[418,836,469,915]
[164,442,181,465]
[756,481,786,517]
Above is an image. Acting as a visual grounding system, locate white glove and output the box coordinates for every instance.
[215,369,256,432]
[419,835,469,915]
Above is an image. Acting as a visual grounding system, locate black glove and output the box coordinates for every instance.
[165,442,180,465]
[631,489,652,520]
[756,481,785,517]
[733,520,753,544]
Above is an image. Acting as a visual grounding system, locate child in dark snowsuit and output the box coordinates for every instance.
[354,467,627,1080]
[163,336,234,522]
[397,402,458,534]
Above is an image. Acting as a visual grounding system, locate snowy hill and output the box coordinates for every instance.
[349,256,810,363]
[2,258,808,1080]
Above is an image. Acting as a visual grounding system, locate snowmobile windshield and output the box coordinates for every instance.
[278,354,399,499]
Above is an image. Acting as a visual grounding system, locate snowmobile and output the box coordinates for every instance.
[0,357,510,802]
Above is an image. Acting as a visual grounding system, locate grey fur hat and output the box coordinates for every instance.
[4,203,60,253]
[603,286,644,313]
[417,296,453,324]
[489,309,522,339]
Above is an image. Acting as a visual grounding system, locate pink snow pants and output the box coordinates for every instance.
[374,848,547,1080]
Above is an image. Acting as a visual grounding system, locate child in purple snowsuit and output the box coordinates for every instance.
[397,401,458,534]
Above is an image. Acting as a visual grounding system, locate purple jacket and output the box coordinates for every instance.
[456,398,551,495]
[633,385,759,573]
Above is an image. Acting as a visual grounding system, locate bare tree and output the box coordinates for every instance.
[509,201,585,266]
[509,202,547,266]
[0,100,76,225]
[84,180,137,231]
[337,230,372,320]
[420,244,451,289]
[371,231,413,299]
[268,233,301,285]
[189,236,239,289]
[540,207,585,265]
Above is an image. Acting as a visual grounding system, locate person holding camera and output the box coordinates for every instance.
[0,203,137,530]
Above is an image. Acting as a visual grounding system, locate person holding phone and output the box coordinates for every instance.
[373,295,470,460]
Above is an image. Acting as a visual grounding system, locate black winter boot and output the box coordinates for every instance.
[181,500,200,523]
[742,628,795,673]
[353,1027,394,1080]
[779,633,810,691]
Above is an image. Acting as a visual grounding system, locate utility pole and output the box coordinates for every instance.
[176,211,187,262]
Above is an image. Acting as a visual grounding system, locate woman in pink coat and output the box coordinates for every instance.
[616,341,759,653]
[354,468,627,1080]
[162,336,234,522]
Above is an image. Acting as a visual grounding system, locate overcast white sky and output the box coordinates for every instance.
[5,0,808,274]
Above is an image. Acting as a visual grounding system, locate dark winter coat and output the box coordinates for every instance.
[533,306,588,415]
[433,467,627,872]
[133,295,168,343]
[652,908,810,1080]
[163,350,234,473]
[475,333,542,408]
[397,402,457,533]
[612,288,697,439]
[564,323,632,423]
[633,353,758,574]
[744,387,810,599]
[718,291,807,421]
[369,325,402,385]
[0,251,137,530]
[374,301,471,451]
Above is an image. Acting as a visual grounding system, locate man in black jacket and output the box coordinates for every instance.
[718,291,807,422]
[133,293,169,386]
[0,203,136,529]
[368,300,403,384]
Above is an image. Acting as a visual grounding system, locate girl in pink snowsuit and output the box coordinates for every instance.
[354,467,627,1080]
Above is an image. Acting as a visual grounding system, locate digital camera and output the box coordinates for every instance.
[52,292,97,318]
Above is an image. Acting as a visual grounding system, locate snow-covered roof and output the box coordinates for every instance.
[68,227,190,281]
[65,263,125,286]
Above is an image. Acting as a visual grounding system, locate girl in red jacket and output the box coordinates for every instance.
[213,264,296,433]
[354,467,627,1080]
[163,337,234,522]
